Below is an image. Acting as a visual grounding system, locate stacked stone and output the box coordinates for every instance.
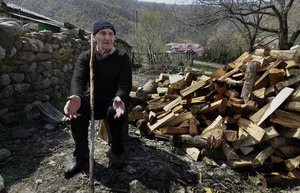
[0,17,89,125]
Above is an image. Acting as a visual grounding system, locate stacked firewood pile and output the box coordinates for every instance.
[129,44,300,183]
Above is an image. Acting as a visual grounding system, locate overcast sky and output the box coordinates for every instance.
[138,0,193,4]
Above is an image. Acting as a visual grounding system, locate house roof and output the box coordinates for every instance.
[1,2,64,28]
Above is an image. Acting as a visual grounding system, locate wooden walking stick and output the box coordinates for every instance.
[89,33,95,193]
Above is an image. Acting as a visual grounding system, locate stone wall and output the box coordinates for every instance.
[0,17,131,125]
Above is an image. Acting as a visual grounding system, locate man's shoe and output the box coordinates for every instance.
[64,160,88,179]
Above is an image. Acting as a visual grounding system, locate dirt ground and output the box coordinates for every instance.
[1,72,300,193]
[1,117,300,193]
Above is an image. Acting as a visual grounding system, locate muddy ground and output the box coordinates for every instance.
[1,72,300,193]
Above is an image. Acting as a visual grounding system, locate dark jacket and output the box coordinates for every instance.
[70,48,132,102]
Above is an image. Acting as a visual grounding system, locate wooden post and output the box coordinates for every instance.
[89,34,95,193]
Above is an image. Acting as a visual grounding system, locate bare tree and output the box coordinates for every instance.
[192,0,300,50]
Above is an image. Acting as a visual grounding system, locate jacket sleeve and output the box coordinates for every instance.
[115,52,132,101]
[70,51,90,97]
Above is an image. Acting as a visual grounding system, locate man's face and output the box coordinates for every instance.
[94,28,115,54]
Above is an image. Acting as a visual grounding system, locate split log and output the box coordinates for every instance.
[224,130,238,142]
[254,59,285,89]
[155,73,171,83]
[274,74,300,92]
[284,155,300,171]
[240,60,259,103]
[284,101,300,112]
[227,52,252,69]
[279,127,300,139]
[238,118,266,142]
[171,134,207,148]
[222,141,240,160]
[288,169,300,180]
[240,147,254,155]
[180,96,206,105]
[278,146,300,158]
[270,49,300,62]
[165,111,194,127]
[249,87,294,125]
[159,127,189,134]
[180,79,206,98]
[268,68,285,86]
[186,147,201,161]
[262,126,279,140]
[128,111,149,122]
[142,79,157,94]
[148,112,175,132]
[270,109,300,129]
[227,159,253,168]
[252,146,275,168]
[169,75,185,90]
[232,136,260,149]
[163,97,181,112]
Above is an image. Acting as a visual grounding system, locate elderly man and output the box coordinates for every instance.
[63,18,132,179]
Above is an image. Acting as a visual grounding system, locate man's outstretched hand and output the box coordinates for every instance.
[64,95,81,119]
[113,96,125,119]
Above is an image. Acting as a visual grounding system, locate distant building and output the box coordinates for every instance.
[166,43,203,55]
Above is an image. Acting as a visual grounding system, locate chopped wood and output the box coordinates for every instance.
[284,101,300,112]
[165,111,194,127]
[251,87,266,105]
[142,79,157,94]
[222,141,240,160]
[228,52,252,69]
[269,68,285,86]
[232,136,260,149]
[171,134,207,148]
[238,118,266,142]
[270,49,300,62]
[218,62,245,82]
[210,68,226,79]
[284,155,300,171]
[169,74,185,90]
[254,59,284,88]
[227,159,252,168]
[157,87,168,96]
[189,119,199,136]
[274,74,300,92]
[148,112,175,132]
[288,169,300,180]
[240,147,254,155]
[249,87,294,125]
[180,79,206,98]
[180,96,206,105]
[128,111,149,122]
[270,109,300,129]
[199,99,222,113]
[262,126,279,140]
[225,78,244,87]
[279,127,300,139]
[159,127,189,134]
[155,73,171,83]
[252,146,275,168]
[241,60,259,103]
[186,147,201,161]
[224,130,238,142]
[270,155,284,163]
[278,146,300,158]
[163,97,181,112]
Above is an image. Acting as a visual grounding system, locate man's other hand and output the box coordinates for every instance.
[64,95,81,119]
